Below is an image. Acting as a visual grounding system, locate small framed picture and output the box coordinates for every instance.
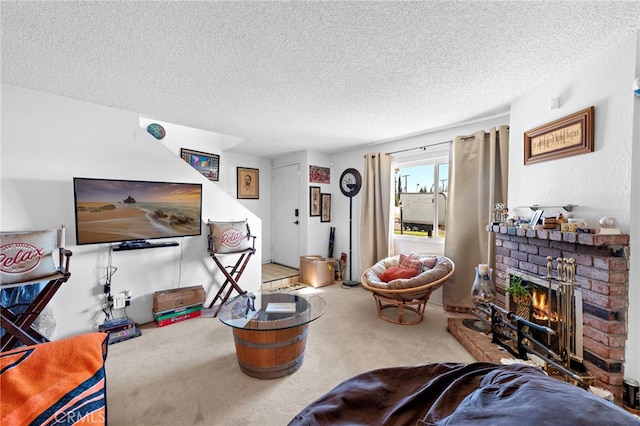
[180,148,220,181]
[530,209,544,228]
[309,165,331,184]
[237,167,259,199]
[321,193,331,222]
[310,186,321,217]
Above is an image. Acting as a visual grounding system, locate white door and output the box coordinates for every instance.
[272,163,300,268]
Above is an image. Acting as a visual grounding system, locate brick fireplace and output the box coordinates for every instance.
[449,225,630,400]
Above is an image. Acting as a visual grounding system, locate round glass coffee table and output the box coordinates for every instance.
[218,291,326,379]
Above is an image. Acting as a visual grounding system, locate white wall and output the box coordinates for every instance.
[509,41,635,230]
[630,30,640,386]
[138,117,273,262]
[509,32,639,380]
[305,151,333,256]
[1,85,262,339]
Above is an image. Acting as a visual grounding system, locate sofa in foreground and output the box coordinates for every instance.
[289,362,639,425]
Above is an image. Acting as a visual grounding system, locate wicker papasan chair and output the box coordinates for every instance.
[361,253,455,325]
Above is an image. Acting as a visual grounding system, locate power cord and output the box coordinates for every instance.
[102,246,118,321]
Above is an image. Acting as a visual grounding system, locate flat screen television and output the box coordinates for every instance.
[73,177,202,246]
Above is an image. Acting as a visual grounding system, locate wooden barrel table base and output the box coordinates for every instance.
[232,324,309,379]
[218,291,326,379]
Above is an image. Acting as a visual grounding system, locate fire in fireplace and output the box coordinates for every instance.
[506,266,584,363]
[532,287,558,322]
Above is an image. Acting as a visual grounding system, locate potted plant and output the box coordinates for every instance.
[506,274,532,319]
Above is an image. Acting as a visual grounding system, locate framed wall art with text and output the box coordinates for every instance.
[524,106,594,165]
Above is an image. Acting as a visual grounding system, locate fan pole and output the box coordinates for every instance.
[344,195,360,287]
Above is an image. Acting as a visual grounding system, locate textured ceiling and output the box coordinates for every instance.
[2,1,640,158]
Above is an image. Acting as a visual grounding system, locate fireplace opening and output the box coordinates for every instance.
[509,282,562,357]
[506,272,584,366]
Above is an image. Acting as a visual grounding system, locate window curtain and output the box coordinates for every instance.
[443,126,509,311]
[360,153,393,275]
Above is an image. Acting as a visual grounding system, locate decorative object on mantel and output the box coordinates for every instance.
[530,209,544,230]
[598,216,621,235]
[543,216,557,230]
[559,218,591,233]
[524,106,594,165]
[491,203,508,225]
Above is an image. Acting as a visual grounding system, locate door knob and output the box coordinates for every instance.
[293,220,299,225]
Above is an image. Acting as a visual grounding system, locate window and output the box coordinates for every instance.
[394,159,448,239]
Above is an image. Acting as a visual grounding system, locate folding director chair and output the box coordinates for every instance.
[0,228,72,351]
[206,220,256,317]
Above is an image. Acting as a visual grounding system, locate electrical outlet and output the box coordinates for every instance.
[113,294,126,309]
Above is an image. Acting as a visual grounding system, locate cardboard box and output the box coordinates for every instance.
[153,285,206,313]
[300,256,335,287]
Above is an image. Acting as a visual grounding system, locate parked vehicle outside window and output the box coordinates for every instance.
[394,162,448,239]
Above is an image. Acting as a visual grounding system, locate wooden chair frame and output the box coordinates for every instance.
[1,229,72,351]
[361,256,455,325]
[206,234,256,317]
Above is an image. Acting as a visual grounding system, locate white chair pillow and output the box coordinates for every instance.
[208,220,251,253]
[0,230,58,286]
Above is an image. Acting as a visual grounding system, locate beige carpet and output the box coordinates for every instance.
[105,284,475,425]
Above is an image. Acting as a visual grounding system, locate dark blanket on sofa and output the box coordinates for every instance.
[289,362,639,426]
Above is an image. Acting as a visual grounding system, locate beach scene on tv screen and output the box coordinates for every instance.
[75,179,202,244]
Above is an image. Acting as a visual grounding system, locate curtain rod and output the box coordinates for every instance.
[368,126,508,157]
[386,133,482,156]
[386,139,451,155]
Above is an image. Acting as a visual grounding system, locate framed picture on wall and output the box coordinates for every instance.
[310,186,321,216]
[180,148,220,181]
[321,193,331,222]
[523,106,594,165]
[309,165,330,184]
[237,167,259,199]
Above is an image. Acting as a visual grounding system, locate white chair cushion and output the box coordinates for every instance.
[363,255,453,291]
[208,220,252,253]
[0,230,58,286]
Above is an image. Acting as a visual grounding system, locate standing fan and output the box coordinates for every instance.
[339,168,362,287]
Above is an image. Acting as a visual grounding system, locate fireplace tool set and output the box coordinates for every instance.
[473,257,595,388]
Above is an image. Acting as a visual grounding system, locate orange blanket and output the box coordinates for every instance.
[1,332,108,425]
